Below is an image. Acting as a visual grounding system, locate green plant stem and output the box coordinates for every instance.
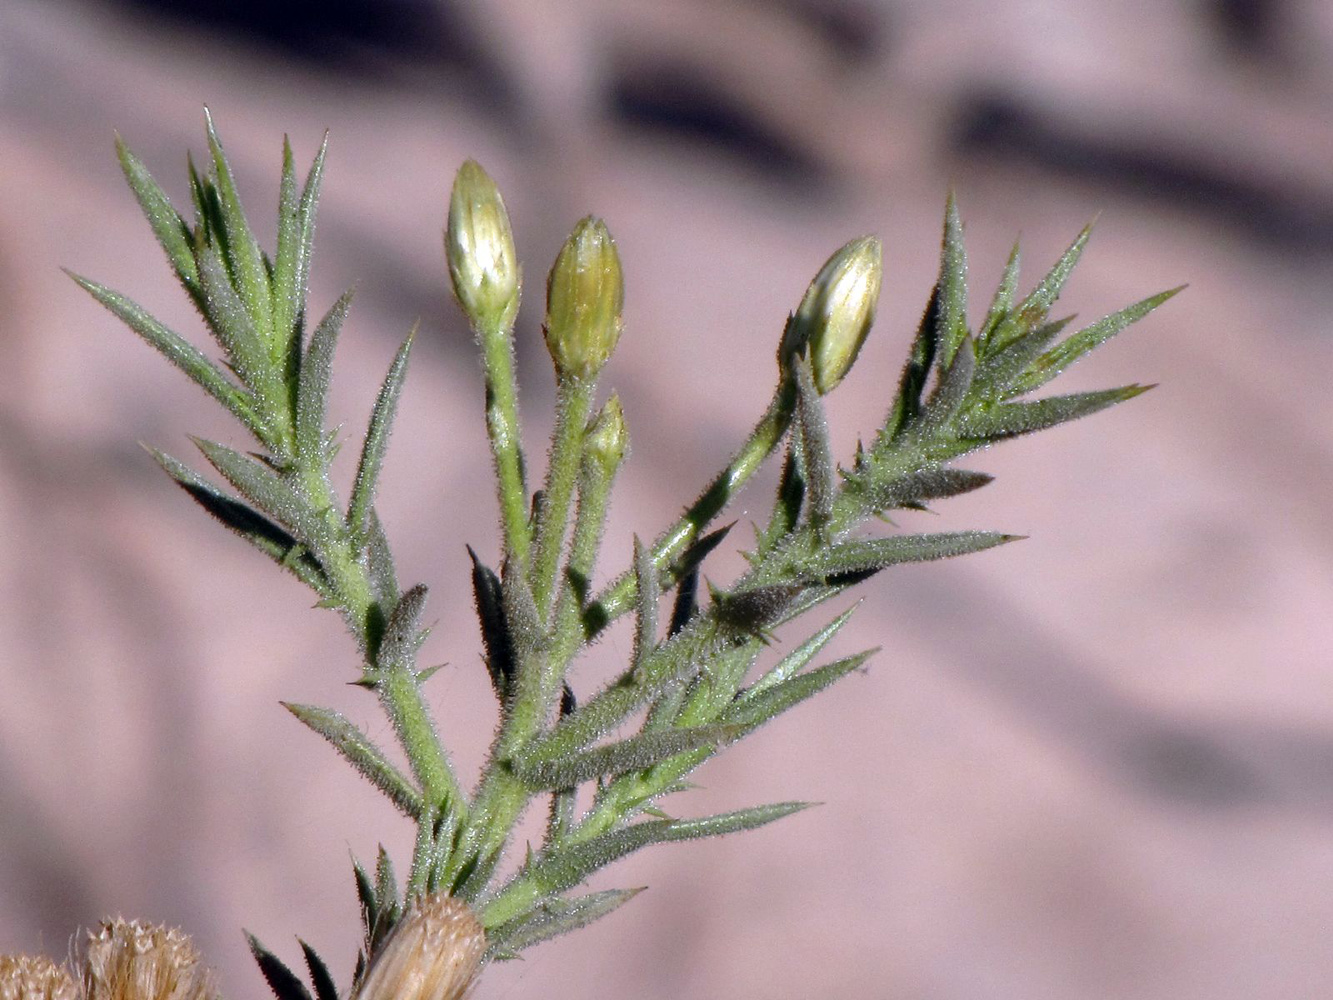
[584,376,796,635]
[530,375,596,620]
[478,318,531,566]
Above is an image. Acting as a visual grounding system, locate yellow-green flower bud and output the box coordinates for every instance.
[780,235,882,394]
[544,217,624,381]
[352,895,484,1000]
[83,920,214,1000]
[1,955,78,1000]
[585,393,628,473]
[446,159,520,331]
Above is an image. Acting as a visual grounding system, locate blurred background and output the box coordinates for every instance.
[3,0,1333,997]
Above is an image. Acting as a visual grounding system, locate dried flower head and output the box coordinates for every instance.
[353,895,485,1000]
[0,955,78,1000]
[83,920,214,1000]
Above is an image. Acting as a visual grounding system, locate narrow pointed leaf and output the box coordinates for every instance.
[990,224,1091,349]
[808,531,1019,580]
[375,846,400,918]
[958,385,1152,441]
[294,288,353,461]
[919,334,976,432]
[297,132,329,303]
[348,329,414,544]
[746,604,858,699]
[283,702,423,817]
[193,438,334,553]
[976,316,1071,394]
[195,239,276,399]
[469,546,514,702]
[667,521,735,583]
[115,136,201,299]
[979,239,1021,342]
[632,537,658,673]
[70,275,259,433]
[486,888,644,958]
[299,942,338,1000]
[726,650,873,731]
[667,565,700,637]
[758,444,805,554]
[204,109,274,339]
[793,356,834,527]
[936,194,969,368]
[352,855,379,938]
[512,724,739,791]
[246,934,313,1000]
[271,137,303,358]
[149,448,333,595]
[365,509,399,607]
[858,467,993,515]
[378,583,427,668]
[1015,287,1183,395]
[882,285,940,441]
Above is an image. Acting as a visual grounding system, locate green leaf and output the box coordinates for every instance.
[377,583,427,668]
[511,724,738,791]
[299,942,338,1000]
[114,135,201,301]
[283,702,423,817]
[69,274,261,437]
[246,934,313,1000]
[632,537,658,674]
[957,385,1152,441]
[758,444,805,555]
[294,290,353,463]
[807,531,1020,581]
[725,649,873,732]
[348,329,414,545]
[1014,287,1183,395]
[882,285,939,441]
[919,334,975,432]
[745,604,858,699]
[793,356,834,528]
[989,224,1091,350]
[856,467,993,514]
[271,137,303,361]
[195,239,277,401]
[975,316,1071,394]
[375,846,401,920]
[193,438,335,554]
[297,132,329,308]
[936,193,969,368]
[365,509,399,608]
[517,802,812,898]
[204,108,274,342]
[486,888,644,959]
[979,239,1021,342]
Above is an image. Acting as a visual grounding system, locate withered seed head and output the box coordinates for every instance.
[0,954,78,1000]
[353,895,485,1000]
[83,919,214,1000]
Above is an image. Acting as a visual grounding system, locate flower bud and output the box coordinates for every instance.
[353,895,485,1000]
[779,236,882,394]
[584,393,627,474]
[446,160,520,331]
[1,955,78,1000]
[83,920,213,1000]
[544,217,624,381]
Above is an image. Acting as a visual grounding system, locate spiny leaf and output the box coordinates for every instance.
[516,802,812,897]
[667,565,700,638]
[745,604,858,699]
[807,531,1020,581]
[295,288,353,461]
[69,275,260,435]
[193,438,334,553]
[793,356,834,528]
[204,108,274,341]
[283,702,422,817]
[271,137,303,362]
[468,546,514,703]
[936,193,970,369]
[378,583,427,668]
[989,224,1091,350]
[511,724,739,791]
[246,934,313,1000]
[725,649,873,732]
[299,942,338,1000]
[975,316,1072,393]
[919,334,976,432]
[979,239,1021,342]
[150,447,333,595]
[632,537,658,675]
[296,132,329,309]
[486,888,644,959]
[375,846,401,921]
[854,467,993,515]
[115,135,201,301]
[1014,287,1183,395]
[957,385,1152,441]
[348,329,414,545]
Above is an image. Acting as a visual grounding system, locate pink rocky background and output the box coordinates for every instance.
[3,1,1333,997]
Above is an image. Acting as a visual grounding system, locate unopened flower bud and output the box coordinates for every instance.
[544,217,624,381]
[83,919,214,1000]
[1,955,78,1000]
[353,895,485,1000]
[585,393,627,473]
[779,236,882,394]
[446,160,520,331]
